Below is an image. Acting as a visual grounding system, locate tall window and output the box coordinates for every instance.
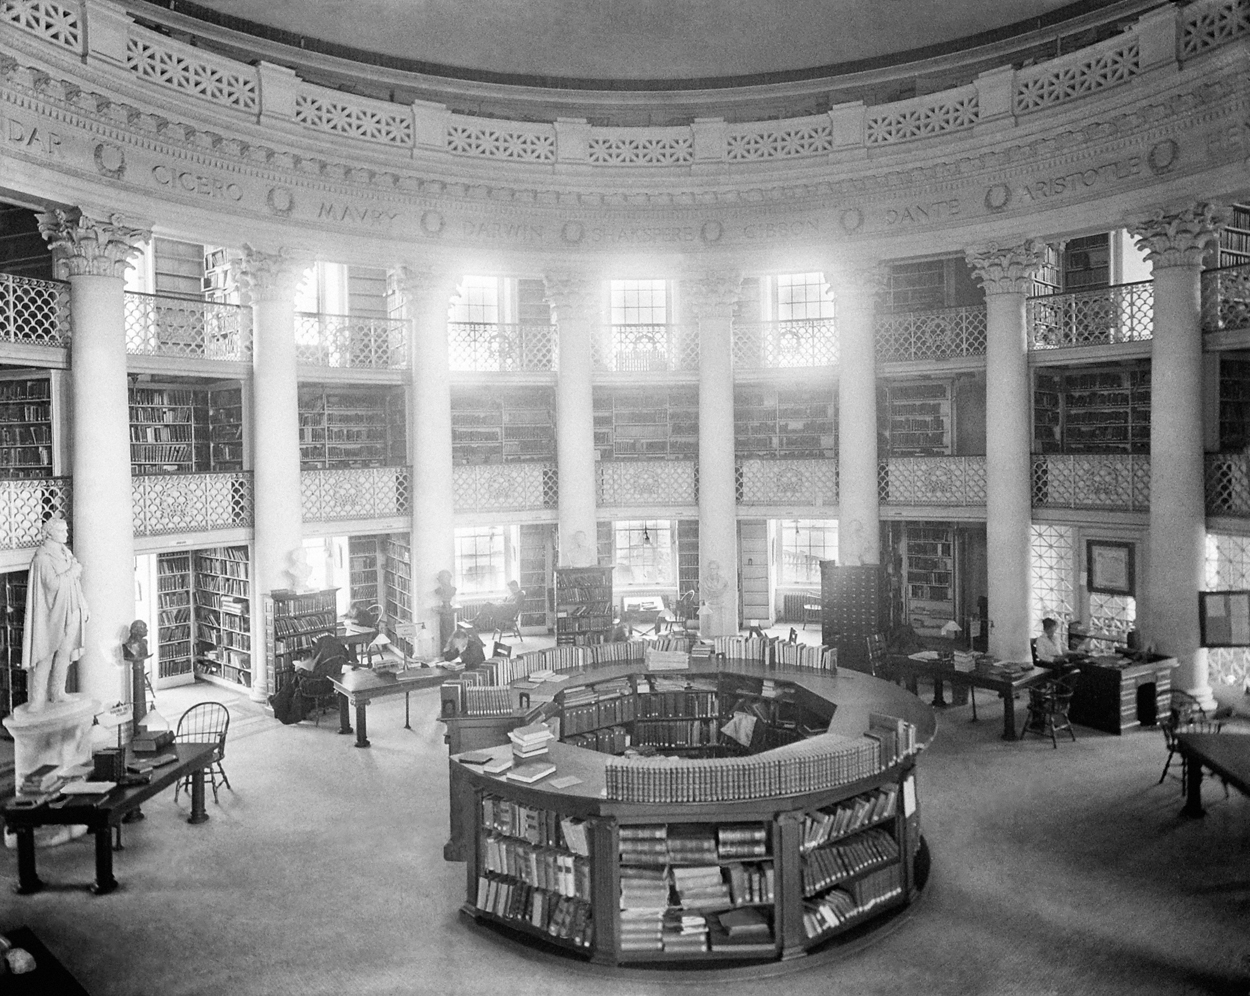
[454,525,517,595]
[452,276,504,324]
[610,280,668,325]
[775,273,835,321]
[779,519,838,586]
[295,262,348,315]
[613,519,675,586]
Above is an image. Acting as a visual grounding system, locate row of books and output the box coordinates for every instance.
[866,712,918,767]
[633,717,720,750]
[479,834,591,898]
[197,576,248,598]
[801,785,898,853]
[711,636,770,664]
[272,611,336,638]
[475,875,594,948]
[800,827,900,895]
[619,825,769,865]
[605,733,882,803]
[636,689,718,719]
[564,725,628,754]
[645,647,689,671]
[801,865,904,939]
[0,425,52,444]
[481,795,590,855]
[775,642,838,671]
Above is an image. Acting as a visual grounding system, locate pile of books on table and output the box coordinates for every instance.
[951,650,977,672]
[506,721,556,783]
[19,764,63,797]
[645,646,690,671]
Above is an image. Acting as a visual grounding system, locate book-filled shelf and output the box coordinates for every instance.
[381,533,412,656]
[448,658,932,966]
[555,566,613,646]
[1,570,28,723]
[348,535,381,615]
[194,546,251,688]
[155,552,193,687]
[263,588,337,694]
[0,372,54,478]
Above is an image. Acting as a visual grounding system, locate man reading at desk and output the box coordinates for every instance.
[1035,617,1073,664]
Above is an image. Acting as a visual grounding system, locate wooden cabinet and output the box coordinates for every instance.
[820,563,887,674]
[677,519,700,598]
[1069,654,1177,735]
[207,385,243,471]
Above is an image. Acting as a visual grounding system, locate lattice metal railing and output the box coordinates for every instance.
[132,472,253,537]
[1032,454,1150,511]
[1027,281,1153,350]
[452,462,556,514]
[1180,0,1250,59]
[1205,452,1250,517]
[874,306,986,363]
[732,319,839,369]
[301,466,412,523]
[736,459,837,508]
[1,0,82,51]
[1030,523,1076,641]
[596,325,696,373]
[0,476,70,550]
[598,460,697,508]
[447,322,556,372]
[1200,263,1250,333]
[125,292,251,361]
[879,456,986,506]
[1,272,71,347]
[294,313,409,370]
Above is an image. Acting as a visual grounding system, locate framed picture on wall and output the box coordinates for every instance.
[1199,590,1250,647]
[1087,540,1135,596]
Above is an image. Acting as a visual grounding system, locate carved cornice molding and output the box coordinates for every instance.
[543,273,601,323]
[234,244,309,304]
[1128,202,1230,269]
[36,208,149,279]
[685,271,743,322]
[966,240,1047,296]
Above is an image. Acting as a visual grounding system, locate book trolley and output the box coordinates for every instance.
[445,645,934,967]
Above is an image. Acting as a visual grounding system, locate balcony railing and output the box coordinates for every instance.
[132,471,253,537]
[1027,281,1153,350]
[1031,454,1150,512]
[1200,263,1250,333]
[874,306,986,363]
[1,273,71,348]
[0,476,71,550]
[453,462,558,514]
[301,466,412,522]
[294,314,409,370]
[595,324,698,373]
[736,458,837,507]
[598,459,696,507]
[879,456,986,506]
[124,292,251,362]
[447,322,556,372]
[1206,452,1250,517]
[732,319,839,369]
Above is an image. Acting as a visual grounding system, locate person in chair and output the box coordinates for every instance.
[443,629,486,670]
[1035,617,1071,664]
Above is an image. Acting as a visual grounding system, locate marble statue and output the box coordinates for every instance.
[20,517,89,712]
[567,529,595,567]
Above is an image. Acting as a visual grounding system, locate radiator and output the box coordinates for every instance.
[781,592,819,621]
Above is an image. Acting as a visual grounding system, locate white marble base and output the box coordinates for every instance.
[1,693,99,784]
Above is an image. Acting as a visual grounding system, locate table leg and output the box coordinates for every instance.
[905,675,919,696]
[404,691,412,731]
[337,692,353,736]
[91,828,118,895]
[355,702,370,748]
[188,767,209,825]
[1001,692,1017,741]
[13,828,42,894]
[1181,756,1206,818]
[931,678,948,708]
[969,689,979,722]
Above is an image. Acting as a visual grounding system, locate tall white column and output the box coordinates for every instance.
[689,271,742,637]
[37,209,149,706]
[967,241,1046,663]
[237,246,306,700]
[1129,204,1226,710]
[827,264,883,566]
[545,273,599,566]
[396,266,459,637]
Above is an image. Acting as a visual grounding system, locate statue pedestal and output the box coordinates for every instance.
[699,602,735,639]
[2,694,99,850]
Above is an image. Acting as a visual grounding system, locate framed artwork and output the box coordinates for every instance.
[1086,540,1135,596]
[1199,590,1250,647]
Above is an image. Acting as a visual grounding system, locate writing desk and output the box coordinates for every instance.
[1,742,217,895]
[887,655,1056,740]
[328,665,454,747]
[1176,732,1250,817]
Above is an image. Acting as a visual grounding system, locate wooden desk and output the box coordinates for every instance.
[1176,732,1250,818]
[1,742,216,895]
[888,656,1055,740]
[328,665,454,748]
[1068,654,1177,734]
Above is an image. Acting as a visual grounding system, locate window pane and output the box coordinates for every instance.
[610,280,668,325]
[454,526,506,594]
[612,519,675,586]
[775,273,834,321]
[452,276,500,324]
[779,519,838,585]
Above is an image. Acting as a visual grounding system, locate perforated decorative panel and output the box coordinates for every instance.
[1180,0,1250,59]
[1086,592,1136,653]
[597,460,696,508]
[1030,524,1075,640]
[865,87,979,146]
[126,35,258,113]
[586,132,694,166]
[1027,282,1153,349]
[1014,38,1140,113]
[598,325,694,372]
[301,467,411,523]
[125,292,251,361]
[880,457,986,507]
[452,463,554,514]
[294,314,408,369]
[1,273,71,347]
[132,472,252,537]
[1,0,80,50]
[446,123,557,163]
[731,319,838,369]
[1033,455,1150,512]
[296,89,414,147]
[736,459,837,508]
[0,477,70,550]
[725,120,834,161]
[1204,532,1250,685]
[1205,453,1250,517]
[447,322,556,372]
[874,306,986,363]
[1200,264,1250,333]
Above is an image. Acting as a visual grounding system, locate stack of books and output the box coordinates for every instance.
[661,910,708,952]
[712,907,774,951]
[618,908,664,952]
[670,865,730,909]
[506,721,557,783]
[717,825,767,860]
[688,642,715,664]
[644,647,690,671]
[666,829,717,864]
[619,825,668,865]
[952,650,977,672]
[19,763,62,796]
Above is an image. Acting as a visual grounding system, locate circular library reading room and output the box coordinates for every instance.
[0,1,1249,994]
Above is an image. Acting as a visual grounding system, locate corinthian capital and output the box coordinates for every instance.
[966,240,1047,296]
[37,209,149,279]
[685,270,743,322]
[824,263,885,307]
[543,272,601,323]
[234,245,310,305]
[392,264,460,312]
[1129,203,1229,269]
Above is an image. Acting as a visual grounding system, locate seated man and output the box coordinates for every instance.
[1034,617,1071,664]
[471,580,525,633]
[443,629,486,670]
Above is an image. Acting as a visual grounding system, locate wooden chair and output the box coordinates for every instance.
[664,591,699,634]
[865,633,890,682]
[1019,675,1077,748]
[173,702,231,803]
[492,593,525,643]
[492,641,513,659]
[1159,691,1226,793]
[802,596,822,630]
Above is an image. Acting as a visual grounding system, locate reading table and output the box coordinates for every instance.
[1176,732,1250,817]
[328,665,455,747]
[887,655,1056,740]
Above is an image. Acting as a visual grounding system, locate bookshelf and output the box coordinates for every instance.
[902,523,956,637]
[555,566,613,646]
[348,535,381,615]
[0,373,54,478]
[1218,354,1250,451]
[299,386,401,469]
[385,390,407,465]
[1,570,28,724]
[382,533,413,655]
[518,523,552,630]
[1217,204,1250,268]
[155,552,194,688]
[879,380,951,456]
[594,387,699,461]
[451,387,556,464]
[207,384,244,471]
[129,383,205,474]
[263,588,337,695]
[676,519,700,601]
[193,546,251,688]
[733,386,836,460]
[1032,362,1151,454]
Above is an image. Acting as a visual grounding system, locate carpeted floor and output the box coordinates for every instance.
[2,665,1248,996]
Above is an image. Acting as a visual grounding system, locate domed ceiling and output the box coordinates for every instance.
[158,0,1117,85]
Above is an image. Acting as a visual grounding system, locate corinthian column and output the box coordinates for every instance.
[826,263,884,567]
[37,209,148,707]
[1128,204,1227,710]
[395,266,459,642]
[688,270,742,637]
[545,272,600,566]
[967,240,1046,664]
[236,245,307,699]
